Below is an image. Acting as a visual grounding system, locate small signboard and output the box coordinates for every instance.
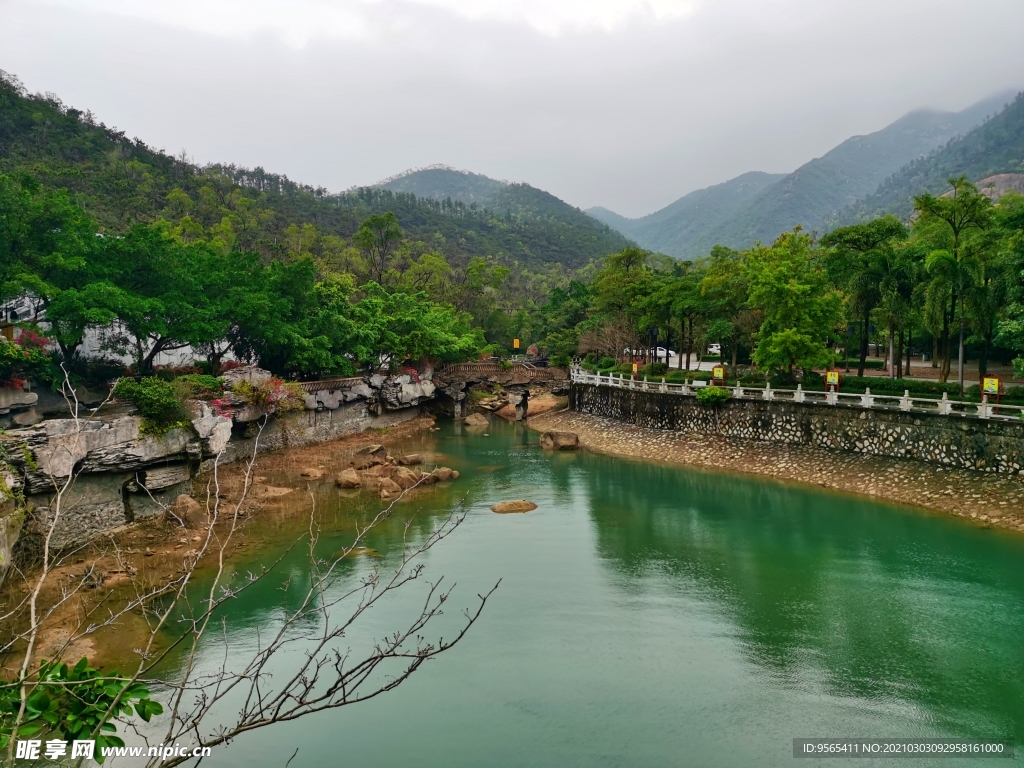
[631,362,639,376]
[826,370,841,391]
[983,376,1000,396]
[712,365,726,383]
[513,338,520,349]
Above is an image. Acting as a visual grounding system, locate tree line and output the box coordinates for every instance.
[522,178,1024,393]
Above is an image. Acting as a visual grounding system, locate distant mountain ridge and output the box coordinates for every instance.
[377,164,506,204]
[374,165,633,264]
[839,92,1024,223]
[592,90,1017,258]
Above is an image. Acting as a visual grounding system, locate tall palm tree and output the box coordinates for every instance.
[915,178,994,392]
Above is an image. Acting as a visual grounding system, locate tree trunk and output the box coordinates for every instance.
[938,297,952,383]
[957,316,965,394]
[685,317,693,371]
[858,309,869,377]
[731,345,738,377]
[931,335,938,369]
[888,321,896,378]
[896,328,904,378]
[678,320,684,370]
[905,328,912,378]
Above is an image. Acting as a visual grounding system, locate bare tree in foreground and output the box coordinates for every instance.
[0,373,496,766]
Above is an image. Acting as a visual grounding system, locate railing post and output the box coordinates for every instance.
[682,382,691,396]
[979,394,990,420]
[660,377,667,393]
[795,383,805,403]
[733,385,743,400]
[860,387,873,409]
[900,389,911,412]
[826,389,838,405]
[763,383,772,401]
[939,391,951,415]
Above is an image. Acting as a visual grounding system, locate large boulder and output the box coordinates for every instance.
[431,467,457,482]
[464,413,489,427]
[335,468,361,488]
[299,468,324,480]
[490,500,538,513]
[166,494,207,528]
[539,431,579,451]
[392,466,423,490]
[378,477,402,499]
[397,454,423,466]
[350,444,390,470]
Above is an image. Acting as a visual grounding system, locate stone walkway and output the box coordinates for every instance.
[529,410,1024,534]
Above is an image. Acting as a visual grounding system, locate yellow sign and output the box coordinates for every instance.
[983,377,1000,395]
[513,338,520,349]
[631,362,638,374]
[826,370,840,386]
[712,365,725,381]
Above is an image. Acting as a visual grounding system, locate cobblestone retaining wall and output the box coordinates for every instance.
[570,383,1024,475]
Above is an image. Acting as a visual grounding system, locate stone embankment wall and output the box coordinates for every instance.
[0,368,434,573]
[570,383,1024,475]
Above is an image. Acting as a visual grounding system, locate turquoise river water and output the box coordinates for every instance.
[164,417,1024,767]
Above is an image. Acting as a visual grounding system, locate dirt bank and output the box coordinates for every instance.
[529,410,1024,534]
[1,416,439,673]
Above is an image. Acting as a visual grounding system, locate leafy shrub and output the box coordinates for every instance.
[835,359,886,370]
[696,386,731,405]
[598,357,615,369]
[641,362,669,377]
[801,370,824,388]
[231,378,306,412]
[113,377,189,433]
[702,354,721,362]
[584,353,598,364]
[173,374,224,400]
[738,371,765,386]
[665,370,710,384]
[0,657,162,754]
[0,338,55,388]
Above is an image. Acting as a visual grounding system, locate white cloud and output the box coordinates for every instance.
[38,0,699,44]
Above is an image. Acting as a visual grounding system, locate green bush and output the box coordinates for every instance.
[113,377,189,432]
[0,338,55,387]
[665,369,710,384]
[835,359,886,370]
[696,386,731,405]
[738,372,765,386]
[642,362,669,377]
[598,356,615,369]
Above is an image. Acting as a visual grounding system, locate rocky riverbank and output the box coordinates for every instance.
[528,410,1024,534]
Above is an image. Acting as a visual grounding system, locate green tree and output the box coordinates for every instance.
[353,212,403,285]
[745,229,842,375]
[914,177,994,391]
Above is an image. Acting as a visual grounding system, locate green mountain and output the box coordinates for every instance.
[595,92,1013,258]
[378,165,505,203]
[840,92,1024,223]
[375,166,633,264]
[587,171,785,255]
[0,71,629,269]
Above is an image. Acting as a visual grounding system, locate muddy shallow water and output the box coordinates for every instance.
[145,416,1024,767]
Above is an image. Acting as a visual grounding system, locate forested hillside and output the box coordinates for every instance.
[587,171,784,255]
[378,165,505,203]
[594,93,1010,258]
[0,71,628,269]
[841,92,1024,223]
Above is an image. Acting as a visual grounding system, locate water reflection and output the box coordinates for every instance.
[578,454,1024,740]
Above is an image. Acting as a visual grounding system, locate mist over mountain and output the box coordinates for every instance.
[377,165,506,204]
[841,91,1024,223]
[592,90,1017,259]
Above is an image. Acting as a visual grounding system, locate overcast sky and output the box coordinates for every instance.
[2,0,1023,217]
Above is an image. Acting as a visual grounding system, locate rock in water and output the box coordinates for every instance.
[392,466,422,490]
[378,477,402,499]
[350,444,390,470]
[464,413,489,427]
[300,467,324,480]
[490,500,538,513]
[539,431,579,451]
[335,468,361,488]
[431,467,456,482]
[397,454,423,465]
